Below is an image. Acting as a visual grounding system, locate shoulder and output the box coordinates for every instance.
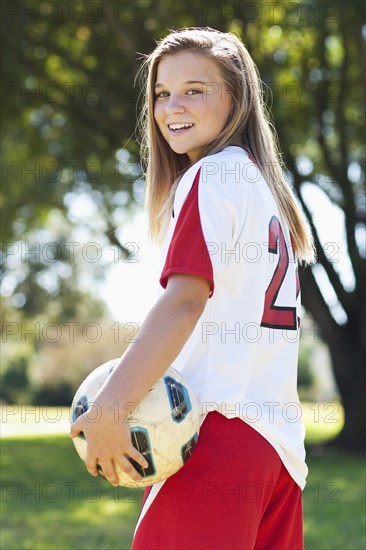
[201,145,249,168]
[199,146,252,189]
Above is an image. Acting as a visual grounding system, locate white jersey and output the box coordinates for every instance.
[157,145,307,489]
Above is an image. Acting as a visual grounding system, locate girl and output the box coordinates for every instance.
[71,27,315,549]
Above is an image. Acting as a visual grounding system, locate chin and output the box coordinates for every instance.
[170,146,190,156]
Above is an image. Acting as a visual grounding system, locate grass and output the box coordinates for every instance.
[303,448,365,549]
[0,435,143,550]
[1,404,365,550]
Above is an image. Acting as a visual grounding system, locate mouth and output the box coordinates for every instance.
[167,123,194,135]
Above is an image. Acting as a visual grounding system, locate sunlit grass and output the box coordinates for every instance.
[302,401,344,445]
[0,405,70,437]
[1,402,345,442]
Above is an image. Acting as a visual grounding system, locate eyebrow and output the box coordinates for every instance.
[154,80,209,89]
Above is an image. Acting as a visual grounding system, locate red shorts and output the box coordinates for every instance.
[132,411,304,550]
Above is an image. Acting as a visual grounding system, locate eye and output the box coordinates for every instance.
[155,88,202,99]
[155,91,169,99]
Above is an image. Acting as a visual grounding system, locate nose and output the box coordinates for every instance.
[165,93,186,114]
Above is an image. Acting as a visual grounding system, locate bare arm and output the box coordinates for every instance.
[70,273,210,485]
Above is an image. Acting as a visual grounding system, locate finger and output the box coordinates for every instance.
[127,445,149,470]
[97,459,119,486]
[85,453,99,477]
[69,416,84,438]
[115,455,143,483]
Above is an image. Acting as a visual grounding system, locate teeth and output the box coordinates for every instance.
[169,123,194,130]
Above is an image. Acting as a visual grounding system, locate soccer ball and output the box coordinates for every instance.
[70,358,200,487]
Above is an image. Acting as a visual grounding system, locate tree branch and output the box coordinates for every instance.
[285,153,351,316]
[335,27,361,281]
[299,265,341,342]
[315,23,360,285]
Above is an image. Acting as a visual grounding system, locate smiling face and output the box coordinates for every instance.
[153,51,233,164]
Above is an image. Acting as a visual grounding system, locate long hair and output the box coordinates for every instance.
[135,27,315,264]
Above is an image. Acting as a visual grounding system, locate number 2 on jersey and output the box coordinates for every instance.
[260,216,298,330]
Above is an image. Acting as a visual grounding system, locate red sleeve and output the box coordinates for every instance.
[159,167,214,297]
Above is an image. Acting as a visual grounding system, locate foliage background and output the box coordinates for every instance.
[1,0,365,445]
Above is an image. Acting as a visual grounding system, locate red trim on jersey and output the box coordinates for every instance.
[160,167,215,297]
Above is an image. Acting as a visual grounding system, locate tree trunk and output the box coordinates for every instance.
[300,268,366,452]
[328,338,365,452]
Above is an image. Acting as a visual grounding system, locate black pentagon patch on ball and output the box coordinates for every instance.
[164,376,192,423]
[72,394,89,439]
[181,432,198,463]
[129,428,156,478]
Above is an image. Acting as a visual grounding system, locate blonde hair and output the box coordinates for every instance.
[136,27,315,264]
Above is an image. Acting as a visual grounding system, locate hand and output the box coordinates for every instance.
[69,400,149,486]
